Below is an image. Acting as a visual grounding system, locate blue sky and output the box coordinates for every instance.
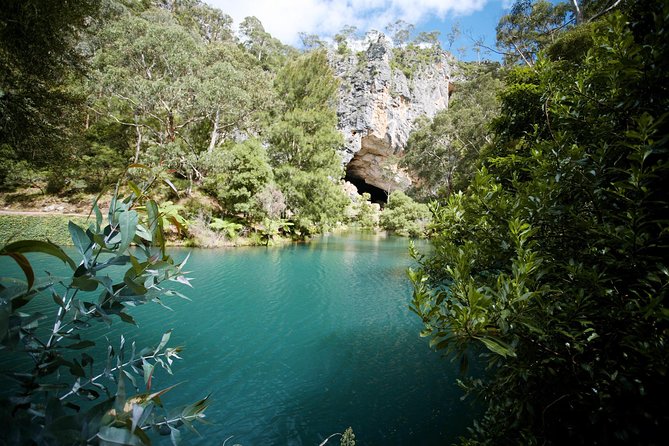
[205,0,515,61]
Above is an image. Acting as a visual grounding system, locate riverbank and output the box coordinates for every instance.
[0,213,296,248]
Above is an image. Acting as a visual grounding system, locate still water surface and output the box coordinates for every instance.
[2,232,472,445]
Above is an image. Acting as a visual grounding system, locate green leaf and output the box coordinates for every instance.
[169,426,181,446]
[97,426,143,446]
[155,330,172,354]
[65,340,96,350]
[1,239,76,270]
[2,252,34,291]
[93,200,103,231]
[477,336,516,358]
[142,360,155,391]
[127,180,142,199]
[72,276,99,292]
[0,307,9,343]
[117,210,139,257]
[69,221,92,266]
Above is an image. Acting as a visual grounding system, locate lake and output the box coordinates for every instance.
[0,232,472,445]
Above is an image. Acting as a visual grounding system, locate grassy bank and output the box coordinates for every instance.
[0,214,90,246]
[0,214,298,248]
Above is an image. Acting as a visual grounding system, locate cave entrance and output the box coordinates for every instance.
[344,171,388,204]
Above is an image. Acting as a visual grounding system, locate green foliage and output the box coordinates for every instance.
[0,145,45,191]
[404,63,503,199]
[0,0,100,167]
[0,215,89,246]
[202,139,273,219]
[0,172,208,444]
[496,0,571,66]
[209,217,243,240]
[351,193,379,230]
[391,43,441,80]
[239,16,297,70]
[334,25,357,56]
[340,427,356,446]
[412,5,669,444]
[276,167,348,233]
[258,218,294,246]
[379,191,430,237]
[268,50,348,232]
[90,7,275,190]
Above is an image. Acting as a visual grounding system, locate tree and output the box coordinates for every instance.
[385,20,415,47]
[90,9,203,164]
[299,32,326,51]
[0,172,208,444]
[0,0,101,177]
[239,16,295,69]
[410,5,669,444]
[334,25,358,55]
[268,50,348,231]
[403,63,503,199]
[172,0,235,43]
[198,42,275,153]
[202,139,273,219]
[496,0,571,66]
[90,8,274,193]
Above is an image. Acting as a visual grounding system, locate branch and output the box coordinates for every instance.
[318,432,342,446]
[59,347,175,401]
[588,0,623,22]
[512,41,534,68]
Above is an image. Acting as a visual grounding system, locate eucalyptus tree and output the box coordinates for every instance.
[0,0,101,182]
[90,7,275,193]
[403,63,502,199]
[239,16,295,70]
[91,8,203,164]
[385,20,415,47]
[172,0,236,43]
[496,0,571,66]
[199,42,275,154]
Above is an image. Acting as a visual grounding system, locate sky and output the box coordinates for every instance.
[205,0,516,61]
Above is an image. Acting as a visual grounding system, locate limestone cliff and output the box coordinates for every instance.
[331,32,456,194]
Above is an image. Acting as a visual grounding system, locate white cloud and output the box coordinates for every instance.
[205,0,489,45]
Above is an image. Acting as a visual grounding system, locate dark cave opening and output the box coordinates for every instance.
[344,172,387,204]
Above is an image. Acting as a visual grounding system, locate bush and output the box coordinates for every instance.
[410,8,669,445]
[379,191,430,237]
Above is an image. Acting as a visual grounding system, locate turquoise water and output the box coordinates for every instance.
[1,232,472,445]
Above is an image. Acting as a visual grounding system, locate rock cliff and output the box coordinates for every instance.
[331,32,456,195]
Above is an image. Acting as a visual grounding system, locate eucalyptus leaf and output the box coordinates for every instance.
[117,210,139,257]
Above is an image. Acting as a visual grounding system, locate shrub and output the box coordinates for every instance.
[379,191,430,237]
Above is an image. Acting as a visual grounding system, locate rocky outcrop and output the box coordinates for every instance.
[331,32,456,194]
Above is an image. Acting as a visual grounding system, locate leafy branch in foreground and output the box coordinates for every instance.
[0,169,208,445]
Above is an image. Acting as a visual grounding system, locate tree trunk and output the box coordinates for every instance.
[570,0,583,24]
[208,108,220,153]
[168,111,175,142]
[133,112,142,164]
